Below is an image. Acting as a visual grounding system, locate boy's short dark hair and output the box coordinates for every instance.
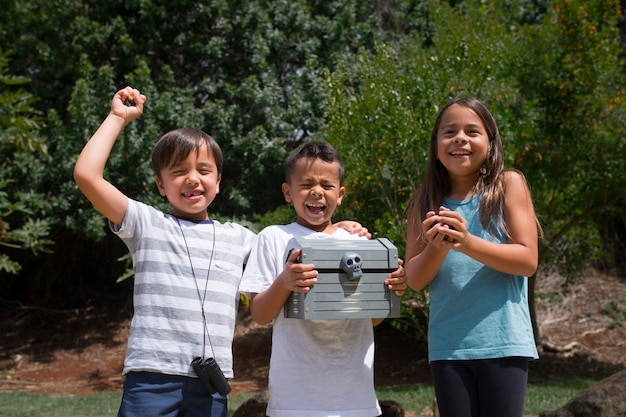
[151,128,223,176]
[285,141,344,185]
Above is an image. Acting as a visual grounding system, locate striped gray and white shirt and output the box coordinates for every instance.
[110,199,256,378]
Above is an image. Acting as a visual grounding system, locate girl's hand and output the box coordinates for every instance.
[434,207,469,250]
[110,86,146,124]
[423,209,448,248]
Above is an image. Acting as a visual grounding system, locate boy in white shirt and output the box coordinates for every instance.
[239,141,407,417]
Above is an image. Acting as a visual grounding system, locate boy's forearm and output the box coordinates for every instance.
[74,114,126,184]
[249,280,293,325]
[73,113,129,225]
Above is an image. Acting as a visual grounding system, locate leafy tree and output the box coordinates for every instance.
[1,0,427,220]
[0,0,435,306]
[321,0,626,340]
[512,0,626,275]
[322,0,526,236]
[1,0,625,318]
[0,51,52,276]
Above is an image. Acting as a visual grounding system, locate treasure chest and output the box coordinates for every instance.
[284,237,401,320]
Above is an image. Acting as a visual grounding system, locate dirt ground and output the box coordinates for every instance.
[0,269,625,415]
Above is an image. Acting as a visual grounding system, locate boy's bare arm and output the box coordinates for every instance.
[73,87,146,226]
[249,285,291,325]
[249,249,317,325]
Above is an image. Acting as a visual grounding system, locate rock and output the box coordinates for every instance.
[539,369,626,417]
[232,392,268,417]
[379,399,405,417]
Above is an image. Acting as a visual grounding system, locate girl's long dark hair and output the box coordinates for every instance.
[405,96,508,240]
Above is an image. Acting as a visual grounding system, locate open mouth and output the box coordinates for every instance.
[306,203,326,214]
[182,191,204,198]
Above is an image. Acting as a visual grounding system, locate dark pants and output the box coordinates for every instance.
[431,357,529,417]
[118,371,227,417]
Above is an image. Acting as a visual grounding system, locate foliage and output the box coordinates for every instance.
[321,0,626,339]
[0,0,624,319]
[0,0,430,303]
[322,0,528,246]
[0,51,52,275]
[512,0,626,277]
[321,0,530,336]
[0,0,422,220]
[599,296,626,329]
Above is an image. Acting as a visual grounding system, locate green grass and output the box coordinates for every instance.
[0,392,120,417]
[0,391,260,417]
[376,385,436,415]
[376,379,599,416]
[524,377,599,415]
[0,378,602,417]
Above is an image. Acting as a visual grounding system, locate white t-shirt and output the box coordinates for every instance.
[239,222,381,417]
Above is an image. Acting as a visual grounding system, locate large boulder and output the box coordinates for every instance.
[539,369,626,417]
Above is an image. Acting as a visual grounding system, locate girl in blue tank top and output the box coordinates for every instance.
[404,96,542,417]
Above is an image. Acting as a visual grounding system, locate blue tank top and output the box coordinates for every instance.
[427,194,538,361]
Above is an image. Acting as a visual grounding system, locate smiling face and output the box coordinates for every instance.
[436,103,490,186]
[155,142,221,221]
[282,157,345,233]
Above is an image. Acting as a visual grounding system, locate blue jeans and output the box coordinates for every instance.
[431,357,529,417]
[117,371,227,417]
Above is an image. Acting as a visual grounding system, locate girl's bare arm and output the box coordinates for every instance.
[438,170,538,277]
[404,211,449,291]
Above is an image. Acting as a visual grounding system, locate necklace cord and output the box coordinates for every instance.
[176,217,217,359]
